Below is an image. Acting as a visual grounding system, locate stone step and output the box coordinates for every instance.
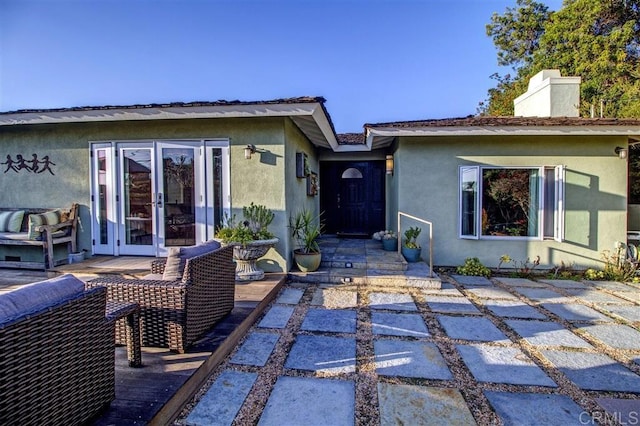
[320,258,408,271]
[288,263,441,289]
[320,250,409,272]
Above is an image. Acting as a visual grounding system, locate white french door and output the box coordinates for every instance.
[90,143,117,254]
[90,140,229,257]
[119,144,155,255]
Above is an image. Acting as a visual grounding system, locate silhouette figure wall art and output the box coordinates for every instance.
[1,154,56,175]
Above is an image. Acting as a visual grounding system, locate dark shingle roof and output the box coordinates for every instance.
[337,133,365,145]
[0,97,326,116]
[365,115,640,128]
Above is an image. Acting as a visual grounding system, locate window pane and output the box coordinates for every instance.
[630,145,640,204]
[123,149,153,245]
[97,149,109,245]
[554,165,565,241]
[460,167,478,237]
[544,168,555,238]
[163,148,195,247]
[482,168,539,237]
[211,148,223,230]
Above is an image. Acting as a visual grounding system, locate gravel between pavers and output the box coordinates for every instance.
[175,275,640,425]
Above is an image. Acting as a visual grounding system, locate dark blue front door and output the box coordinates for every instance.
[320,161,385,236]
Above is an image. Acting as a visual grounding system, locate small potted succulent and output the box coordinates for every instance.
[290,209,323,272]
[374,230,397,251]
[215,203,279,281]
[401,226,422,262]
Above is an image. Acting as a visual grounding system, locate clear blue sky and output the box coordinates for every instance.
[1,0,563,133]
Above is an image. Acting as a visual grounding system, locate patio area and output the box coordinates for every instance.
[0,257,286,425]
[178,273,640,425]
[3,239,640,424]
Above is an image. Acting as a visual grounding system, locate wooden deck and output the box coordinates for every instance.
[0,257,286,425]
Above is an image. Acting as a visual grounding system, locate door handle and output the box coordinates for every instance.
[337,194,340,209]
[157,193,163,208]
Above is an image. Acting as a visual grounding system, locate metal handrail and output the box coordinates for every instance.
[398,211,434,277]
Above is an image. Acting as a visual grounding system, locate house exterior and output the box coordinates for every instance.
[1,71,640,272]
[367,115,639,269]
[0,98,332,272]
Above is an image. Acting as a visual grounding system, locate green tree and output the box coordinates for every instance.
[480,0,640,118]
[477,73,526,116]
[486,0,551,68]
[480,0,550,115]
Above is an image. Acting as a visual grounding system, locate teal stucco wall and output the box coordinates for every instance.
[392,135,628,270]
[0,123,93,256]
[0,117,301,271]
[284,119,320,268]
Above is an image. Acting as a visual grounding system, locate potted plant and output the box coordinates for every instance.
[215,203,279,281]
[374,230,397,251]
[290,209,323,272]
[401,226,422,262]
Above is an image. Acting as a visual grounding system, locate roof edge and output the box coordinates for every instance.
[0,97,343,152]
[0,97,326,117]
[365,116,640,129]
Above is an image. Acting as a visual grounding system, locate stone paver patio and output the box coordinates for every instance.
[180,274,640,425]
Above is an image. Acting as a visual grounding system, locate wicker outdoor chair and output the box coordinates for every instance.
[86,242,235,353]
[0,274,114,425]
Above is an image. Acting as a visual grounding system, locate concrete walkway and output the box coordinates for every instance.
[179,274,640,425]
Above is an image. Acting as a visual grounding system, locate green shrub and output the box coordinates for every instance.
[583,268,605,280]
[548,261,581,280]
[497,254,540,278]
[243,203,275,237]
[215,203,275,246]
[583,244,640,283]
[456,257,491,278]
[600,246,639,283]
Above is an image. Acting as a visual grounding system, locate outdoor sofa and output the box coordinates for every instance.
[0,274,115,425]
[86,240,235,353]
[0,203,79,270]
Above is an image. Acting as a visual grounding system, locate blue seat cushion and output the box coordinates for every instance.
[0,274,85,324]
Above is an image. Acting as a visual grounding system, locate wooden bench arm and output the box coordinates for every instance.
[34,220,74,233]
[0,203,79,270]
[36,216,78,269]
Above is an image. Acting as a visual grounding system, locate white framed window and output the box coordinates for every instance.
[459,165,564,241]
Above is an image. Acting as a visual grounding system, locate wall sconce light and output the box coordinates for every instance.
[615,146,628,160]
[244,144,256,160]
[385,154,394,175]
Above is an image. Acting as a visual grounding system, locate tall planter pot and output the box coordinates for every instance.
[293,249,322,272]
[230,238,279,281]
[401,246,421,263]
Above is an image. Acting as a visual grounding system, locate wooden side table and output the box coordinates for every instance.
[105,301,142,367]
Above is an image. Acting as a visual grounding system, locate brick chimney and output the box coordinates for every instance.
[513,69,581,117]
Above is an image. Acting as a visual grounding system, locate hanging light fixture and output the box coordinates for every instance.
[385,154,394,175]
[244,144,256,160]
